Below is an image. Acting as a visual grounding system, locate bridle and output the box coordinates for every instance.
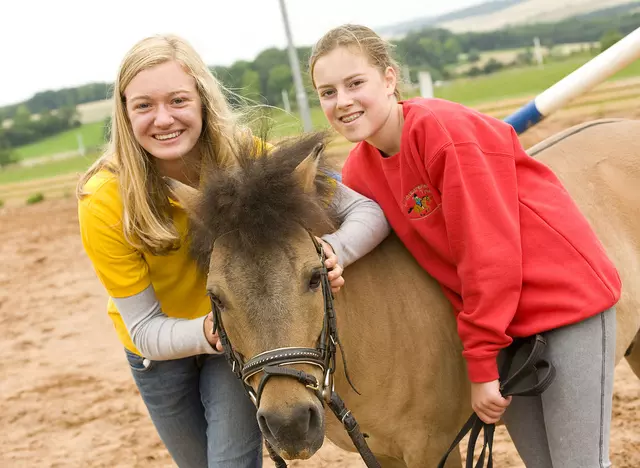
[209,231,381,468]
[210,233,341,407]
[210,231,558,468]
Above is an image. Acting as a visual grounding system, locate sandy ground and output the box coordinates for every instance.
[1,116,639,467]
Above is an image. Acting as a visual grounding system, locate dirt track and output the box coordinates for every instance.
[1,112,639,467]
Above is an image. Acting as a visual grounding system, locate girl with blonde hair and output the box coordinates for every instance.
[78,34,390,467]
[310,24,620,468]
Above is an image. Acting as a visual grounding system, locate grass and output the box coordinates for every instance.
[249,106,330,138]
[11,54,640,161]
[255,54,640,133]
[26,193,45,205]
[9,107,326,165]
[435,53,640,106]
[0,154,97,185]
[5,52,640,188]
[14,120,107,160]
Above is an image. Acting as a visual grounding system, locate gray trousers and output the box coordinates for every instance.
[501,307,616,468]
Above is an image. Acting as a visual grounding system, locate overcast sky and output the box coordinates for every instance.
[1,0,483,106]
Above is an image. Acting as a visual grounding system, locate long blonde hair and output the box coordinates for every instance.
[77,34,244,255]
[309,24,402,100]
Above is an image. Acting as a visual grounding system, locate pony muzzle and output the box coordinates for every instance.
[257,396,325,459]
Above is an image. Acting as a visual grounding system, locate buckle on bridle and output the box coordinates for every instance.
[322,367,334,403]
[306,381,320,391]
[248,389,258,406]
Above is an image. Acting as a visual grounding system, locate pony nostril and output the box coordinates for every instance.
[309,406,318,429]
[257,402,322,443]
[292,404,314,434]
[257,412,273,438]
[256,402,324,458]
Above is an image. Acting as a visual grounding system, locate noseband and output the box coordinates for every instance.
[209,230,380,468]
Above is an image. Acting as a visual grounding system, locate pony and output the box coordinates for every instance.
[170,119,640,467]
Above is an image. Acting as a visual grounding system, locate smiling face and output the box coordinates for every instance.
[313,46,397,144]
[124,60,203,173]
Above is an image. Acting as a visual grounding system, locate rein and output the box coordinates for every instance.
[437,334,556,468]
[209,231,381,468]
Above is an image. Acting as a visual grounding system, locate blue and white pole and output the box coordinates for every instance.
[504,27,640,134]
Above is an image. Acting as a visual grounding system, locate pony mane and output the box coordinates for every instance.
[189,131,339,272]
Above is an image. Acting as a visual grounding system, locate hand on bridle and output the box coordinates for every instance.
[471,379,512,424]
[203,312,224,353]
[316,237,345,293]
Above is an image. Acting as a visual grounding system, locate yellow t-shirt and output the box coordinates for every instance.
[79,140,337,356]
[78,170,210,355]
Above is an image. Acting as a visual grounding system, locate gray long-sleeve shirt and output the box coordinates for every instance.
[113,182,390,360]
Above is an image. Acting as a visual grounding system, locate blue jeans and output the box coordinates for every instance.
[125,349,263,468]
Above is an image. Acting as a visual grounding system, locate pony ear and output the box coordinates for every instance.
[294,142,324,193]
[165,177,201,218]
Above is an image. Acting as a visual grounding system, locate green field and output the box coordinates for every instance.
[250,106,330,138]
[434,54,640,106]
[4,52,640,189]
[11,54,640,162]
[254,55,640,132]
[0,154,97,185]
[14,120,107,160]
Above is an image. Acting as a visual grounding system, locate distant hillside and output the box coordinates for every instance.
[0,83,111,122]
[379,0,639,36]
[378,0,524,37]
[439,0,639,33]
[2,0,638,123]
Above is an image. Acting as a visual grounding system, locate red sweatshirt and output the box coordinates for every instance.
[342,98,621,383]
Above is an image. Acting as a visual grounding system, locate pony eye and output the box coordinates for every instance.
[309,269,322,291]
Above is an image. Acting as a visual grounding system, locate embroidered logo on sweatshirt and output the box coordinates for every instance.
[404,184,437,219]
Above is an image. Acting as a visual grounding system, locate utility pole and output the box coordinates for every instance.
[278,0,313,131]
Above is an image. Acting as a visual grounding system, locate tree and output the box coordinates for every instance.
[483,58,504,74]
[252,48,289,101]
[240,69,262,101]
[467,48,481,63]
[442,37,462,64]
[2,8,640,126]
[13,104,32,127]
[467,66,482,77]
[34,108,62,136]
[0,131,13,169]
[215,60,253,91]
[0,149,12,169]
[600,29,623,52]
[57,105,81,128]
[267,65,293,107]
[6,105,36,146]
[515,48,534,66]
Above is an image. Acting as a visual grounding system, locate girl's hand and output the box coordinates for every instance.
[316,237,345,293]
[203,312,224,352]
[471,379,512,424]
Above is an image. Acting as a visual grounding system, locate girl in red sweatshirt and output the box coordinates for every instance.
[310,24,621,468]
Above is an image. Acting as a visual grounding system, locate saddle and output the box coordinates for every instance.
[437,334,556,468]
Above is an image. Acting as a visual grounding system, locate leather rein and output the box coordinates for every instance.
[437,334,557,468]
[209,231,381,468]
